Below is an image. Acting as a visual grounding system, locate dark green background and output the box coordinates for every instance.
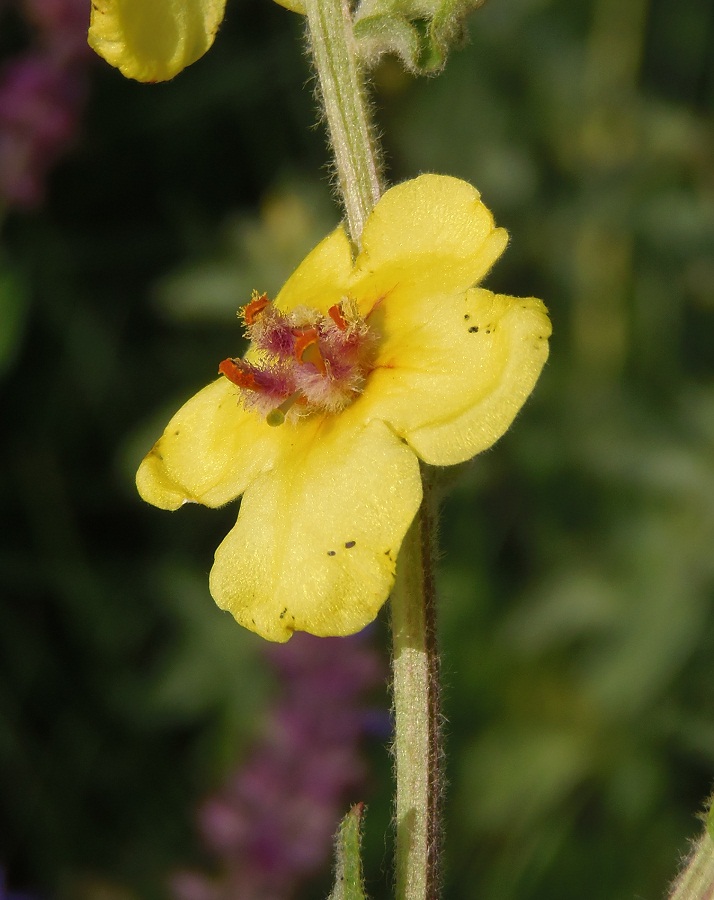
[1,0,713,895]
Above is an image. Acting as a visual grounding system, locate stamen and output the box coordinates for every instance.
[218,358,258,390]
[221,291,375,424]
[293,328,327,375]
[267,391,302,427]
[328,303,348,331]
[242,291,270,325]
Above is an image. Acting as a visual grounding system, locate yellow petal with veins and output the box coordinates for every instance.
[351,174,508,306]
[275,226,353,314]
[361,288,551,465]
[136,378,281,509]
[88,0,227,82]
[209,412,422,642]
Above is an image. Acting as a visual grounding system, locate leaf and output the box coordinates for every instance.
[353,0,487,74]
[328,803,369,900]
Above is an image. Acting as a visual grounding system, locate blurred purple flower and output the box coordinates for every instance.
[172,631,385,900]
[23,0,92,61]
[0,0,92,208]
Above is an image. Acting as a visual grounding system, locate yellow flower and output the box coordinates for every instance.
[88,0,228,82]
[137,174,551,642]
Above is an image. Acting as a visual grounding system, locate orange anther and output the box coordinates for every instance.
[328,303,348,331]
[243,292,270,325]
[294,328,327,375]
[219,358,258,390]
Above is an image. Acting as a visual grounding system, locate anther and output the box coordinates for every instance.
[242,291,270,325]
[293,328,327,375]
[328,303,348,331]
[219,358,258,390]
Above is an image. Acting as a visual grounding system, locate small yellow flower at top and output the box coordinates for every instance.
[136,174,552,641]
[88,0,228,82]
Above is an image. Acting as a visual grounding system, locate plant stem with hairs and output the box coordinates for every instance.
[303,0,443,895]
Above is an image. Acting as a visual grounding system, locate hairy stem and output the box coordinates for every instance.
[304,0,381,246]
[391,486,442,900]
[669,830,714,900]
[304,4,440,896]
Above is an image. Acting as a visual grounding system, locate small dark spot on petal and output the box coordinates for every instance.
[174,430,180,436]
[327,550,337,556]
[279,607,288,619]
[464,313,471,320]
[345,540,356,549]
[468,326,479,333]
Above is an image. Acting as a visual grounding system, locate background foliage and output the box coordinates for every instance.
[1,0,713,896]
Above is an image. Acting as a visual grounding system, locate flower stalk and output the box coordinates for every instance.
[304,1,442,895]
[391,485,442,900]
[304,0,381,248]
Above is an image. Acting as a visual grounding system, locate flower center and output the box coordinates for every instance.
[219,291,377,425]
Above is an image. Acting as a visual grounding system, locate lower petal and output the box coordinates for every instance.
[136,378,282,510]
[209,415,423,642]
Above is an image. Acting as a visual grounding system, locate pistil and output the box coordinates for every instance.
[267,391,303,427]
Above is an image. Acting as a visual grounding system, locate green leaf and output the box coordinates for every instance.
[353,0,486,74]
[328,803,369,900]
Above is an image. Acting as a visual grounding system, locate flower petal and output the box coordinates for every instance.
[351,174,508,303]
[361,288,551,465]
[136,378,282,510]
[272,0,306,13]
[209,413,422,642]
[275,226,353,314]
[88,0,227,82]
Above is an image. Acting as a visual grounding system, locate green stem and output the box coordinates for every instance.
[304,0,381,246]
[391,485,442,900]
[669,831,714,900]
[304,3,440,896]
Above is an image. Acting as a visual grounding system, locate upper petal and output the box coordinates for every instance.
[360,288,551,466]
[351,174,508,304]
[275,226,354,314]
[209,411,423,642]
[88,0,227,82]
[136,377,283,510]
